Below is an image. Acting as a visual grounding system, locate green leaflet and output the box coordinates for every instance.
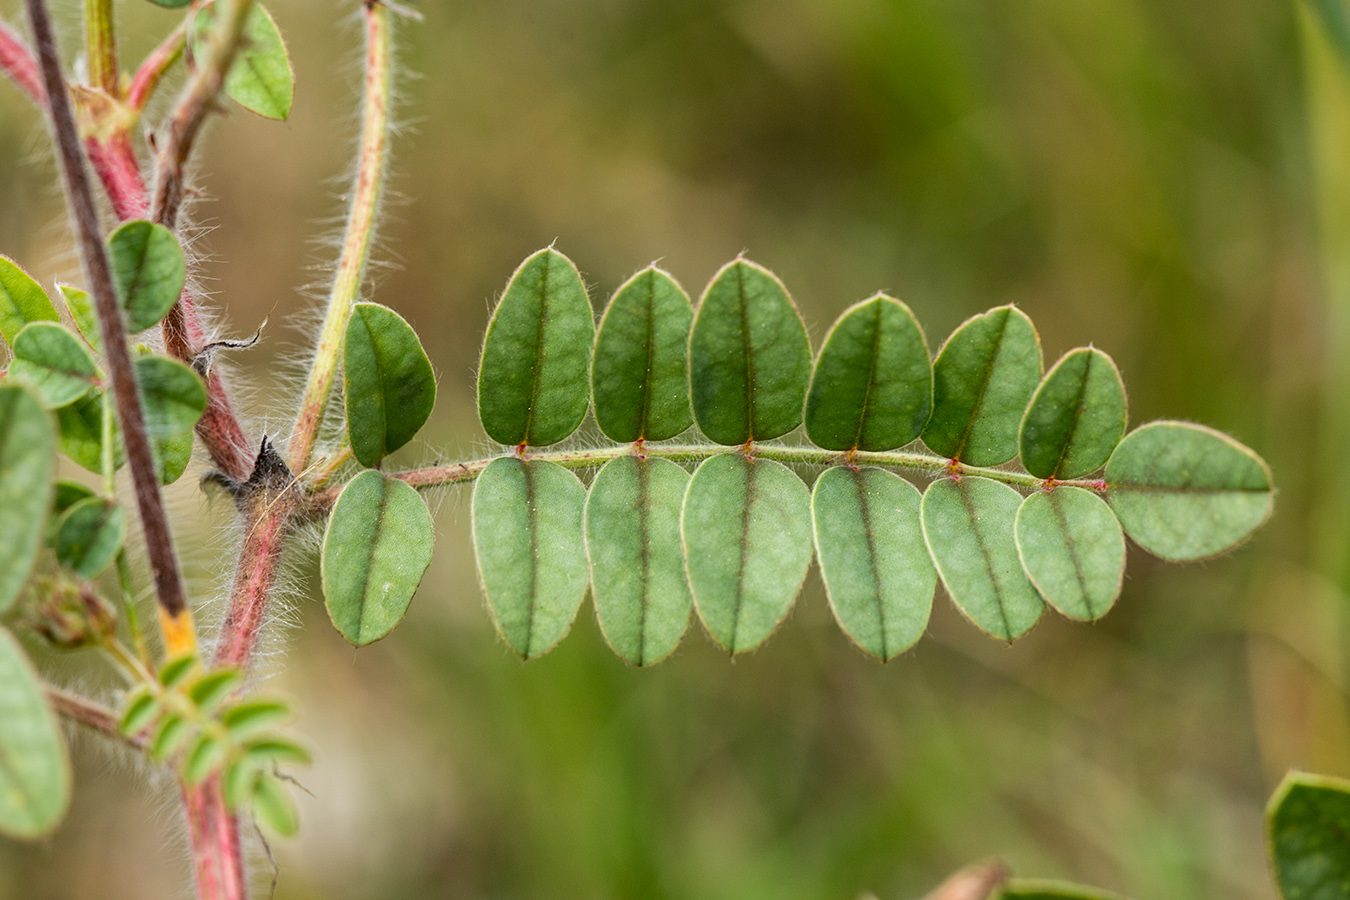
[472,457,588,659]
[1015,487,1124,621]
[56,391,123,474]
[1019,347,1127,479]
[584,456,692,666]
[0,258,58,347]
[252,773,299,837]
[321,470,435,646]
[804,295,932,451]
[0,626,71,839]
[8,322,100,408]
[1104,420,1273,561]
[1309,0,1350,74]
[922,305,1042,465]
[478,249,594,447]
[144,0,191,7]
[343,302,437,468]
[53,497,125,580]
[0,386,54,613]
[108,221,186,333]
[1000,881,1133,900]
[135,355,206,482]
[57,285,100,353]
[922,476,1044,641]
[811,466,935,660]
[49,480,95,541]
[1267,771,1350,900]
[682,453,812,654]
[688,259,812,445]
[591,267,694,442]
[202,4,295,120]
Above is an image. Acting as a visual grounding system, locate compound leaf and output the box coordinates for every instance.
[805,295,932,451]
[1015,487,1124,621]
[591,267,693,442]
[108,221,185,333]
[922,476,1044,641]
[1019,347,1127,479]
[343,302,437,468]
[688,259,811,445]
[1105,421,1273,561]
[1268,771,1350,900]
[322,470,435,646]
[0,627,71,840]
[682,453,812,654]
[472,457,588,659]
[585,455,692,666]
[8,322,99,408]
[922,305,1042,465]
[0,386,54,614]
[0,257,58,347]
[53,497,125,580]
[812,466,935,660]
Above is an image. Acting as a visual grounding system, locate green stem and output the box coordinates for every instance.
[83,0,117,96]
[116,551,151,670]
[100,388,115,497]
[308,443,1101,514]
[288,0,392,475]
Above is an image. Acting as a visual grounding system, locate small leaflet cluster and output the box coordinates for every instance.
[120,656,309,836]
[457,248,1274,665]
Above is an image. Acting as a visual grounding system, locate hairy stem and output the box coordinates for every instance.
[83,0,117,96]
[45,685,145,749]
[149,0,255,227]
[0,15,41,101]
[84,133,147,220]
[184,779,247,900]
[289,0,392,474]
[24,0,197,655]
[306,443,1103,515]
[128,23,185,111]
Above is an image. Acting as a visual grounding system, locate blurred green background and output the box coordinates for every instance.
[0,0,1346,898]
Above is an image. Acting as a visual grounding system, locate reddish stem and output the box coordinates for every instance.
[0,16,42,102]
[184,779,247,900]
[214,499,293,669]
[83,133,147,220]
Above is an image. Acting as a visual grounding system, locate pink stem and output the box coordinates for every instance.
[84,133,147,220]
[214,498,294,669]
[0,17,42,102]
[184,779,247,900]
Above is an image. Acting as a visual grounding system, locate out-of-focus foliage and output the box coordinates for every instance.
[0,0,1334,898]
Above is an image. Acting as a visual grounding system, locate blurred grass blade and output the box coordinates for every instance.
[585,456,692,666]
[7,323,99,408]
[1015,487,1124,621]
[0,257,58,347]
[1267,770,1350,900]
[478,248,594,447]
[53,497,125,580]
[1018,348,1127,479]
[805,294,932,451]
[591,266,694,442]
[688,259,812,445]
[0,627,71,840]
[108,221,186,333]
[998,880,1133,900]
[683,453,812,654]
[322,470,435,646]
[343,303,437,468]
[472,457,588,659]
[922,476,1044,640]
[1105,421,1273,561]
[922,306,1041,465]
[812,466,935,660]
